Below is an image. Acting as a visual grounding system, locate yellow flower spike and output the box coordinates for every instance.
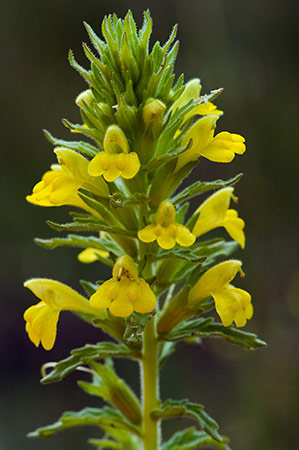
[24,279,100,350]
[77,247,110,263]
[88,125,140,182]
[143,98,166,126]
[138,200,195,250]
[176,114,246,171]
[26,148,108,209]
[192,187,245,248]
[90,255,156,318]
[188,260,253,327]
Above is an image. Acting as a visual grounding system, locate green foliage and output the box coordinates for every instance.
[162,427,230,450]
[160,318,267,350]
[35,233,121,260]
[151,399,223,442]
[41,343,139,384]
[28,406,142,438]
[46,218,136,236]
[78,361,142,425]
[44,129,98,157]
[171,173,243,205]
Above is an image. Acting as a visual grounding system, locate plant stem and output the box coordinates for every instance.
[141,317,160,450]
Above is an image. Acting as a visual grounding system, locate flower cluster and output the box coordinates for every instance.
[24,12,253,352]
[23,12,263,449]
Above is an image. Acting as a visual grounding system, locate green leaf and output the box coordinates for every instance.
[79,361,142,425]
[144,141,192,171]
[107,192,148,208]
[35,233,122,258]
[46,219,136,237]
[164,318,267,350]
[151,399,222,442]
[88,439,121,449]
[43,129,99,157]
[184,240,240,286]
[171,240,239,285]
[162,427,230,450]
[95,424,141,450]
[200,87,224,103]
[79,280,100,296]
[158,247,207,264]
[28,406,141,438]
[41,342,139,384]
[171,173,243,205]
[161,317,213,342]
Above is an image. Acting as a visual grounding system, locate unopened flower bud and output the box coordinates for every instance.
[103,125,130,154]
[143,98,166,127]
[75,89,94,108]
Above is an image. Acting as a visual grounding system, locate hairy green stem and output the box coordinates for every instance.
[141,317,160,450]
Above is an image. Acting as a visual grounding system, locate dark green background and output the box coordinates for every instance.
[1,0,298,449]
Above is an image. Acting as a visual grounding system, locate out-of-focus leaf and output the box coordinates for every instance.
[162,427,230,450]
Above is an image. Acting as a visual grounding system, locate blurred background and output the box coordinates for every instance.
[1,0,298,448]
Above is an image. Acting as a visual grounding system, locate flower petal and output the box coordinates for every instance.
[88,152,107,177]
[223,209,246,248]
[189,260,243,304]
[176,115,218,170]
[77,248,109,263]
[120,153,140,179]
[212,284,253,327]
[89,279,115,310]
[24,279,92,312]
[131,279,156,314]
[138,224,158,243]
[157,228,176,249]
[175,224,195,247]
[192,187,234,237]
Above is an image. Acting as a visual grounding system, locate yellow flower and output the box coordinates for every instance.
[77,247,110,263]
[26,148,109,209]
[189,260,253,327]
[171,78,222,121]
[88,125,140,182]
[90,255,156,318]
[138,200,195,250]
[176,115,246,171]
[24,279,99,350]
[192,187,245,248]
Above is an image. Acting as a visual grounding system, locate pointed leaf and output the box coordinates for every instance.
[158,248,206,264]
[172,174,243,205]
[88,439,121,449]
[151,399,222,442]
[46,219,136,237]
[164,318,267,349]
[43,130,99,157]
[162,427,230,450]
[28,406,142,438]
[41,342,140,384]
[35,234,121,258]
